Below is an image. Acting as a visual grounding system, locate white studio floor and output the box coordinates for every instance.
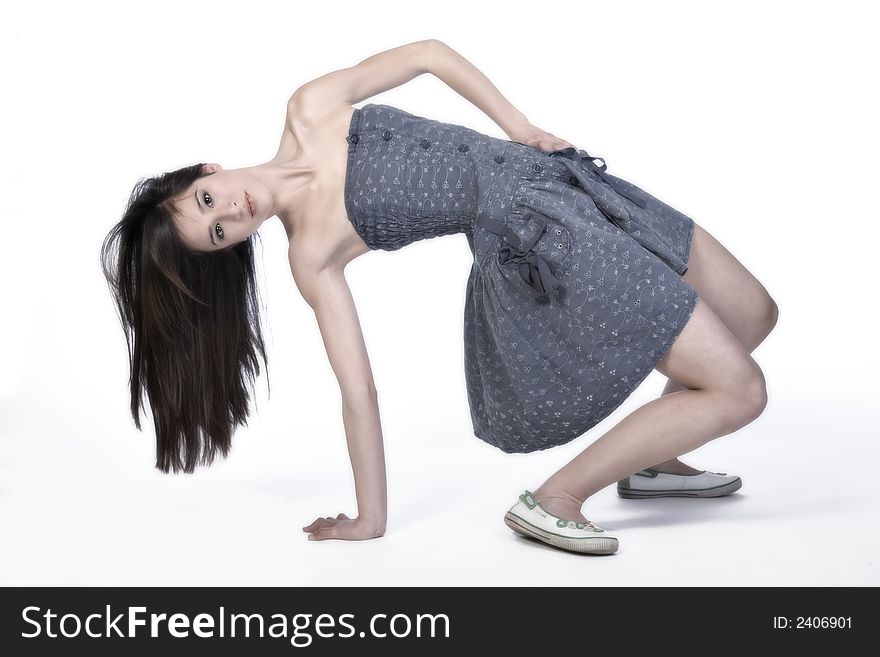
[0,392,875,587]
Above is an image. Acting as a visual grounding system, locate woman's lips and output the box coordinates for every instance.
[246,192,255,218]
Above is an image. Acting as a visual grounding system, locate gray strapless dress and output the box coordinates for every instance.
[344,103,699,454]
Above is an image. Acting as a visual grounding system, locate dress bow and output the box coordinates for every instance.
[476,212,564,304]
[498,238,562,304]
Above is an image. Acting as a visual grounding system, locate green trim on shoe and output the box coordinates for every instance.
[520,491,538,509]
[519,490,598,531]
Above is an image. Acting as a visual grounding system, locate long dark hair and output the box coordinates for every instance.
[100,163,270,473]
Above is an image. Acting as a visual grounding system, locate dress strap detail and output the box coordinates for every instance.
[549,147,649,209]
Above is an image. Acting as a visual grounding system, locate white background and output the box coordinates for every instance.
[1,0,877,586]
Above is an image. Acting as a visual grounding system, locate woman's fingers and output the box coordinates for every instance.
[536,137,574,153]
[309,526,338,541]
[302,517,334,532]
[302,513,352,532]
[549,139,573,150]
[307,518,378,542]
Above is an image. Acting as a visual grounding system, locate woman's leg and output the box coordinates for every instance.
[530,250,771,524]
[647,223,779,474]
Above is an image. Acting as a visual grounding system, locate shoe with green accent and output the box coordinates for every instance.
[617,468,743,499]
[504,490,619,555]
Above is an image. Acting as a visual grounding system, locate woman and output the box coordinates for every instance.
[101,40,778,556]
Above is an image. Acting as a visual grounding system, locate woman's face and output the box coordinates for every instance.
[172,164,267,252]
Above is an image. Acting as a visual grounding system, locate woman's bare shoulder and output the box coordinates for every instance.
[287,93,355,133]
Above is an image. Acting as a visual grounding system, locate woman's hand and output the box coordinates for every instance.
[302,513,386,541]
[508,121,576,153]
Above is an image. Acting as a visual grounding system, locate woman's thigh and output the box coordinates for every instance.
[682,223,778,345]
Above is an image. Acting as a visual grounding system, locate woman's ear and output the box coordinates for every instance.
[202,163,223,174]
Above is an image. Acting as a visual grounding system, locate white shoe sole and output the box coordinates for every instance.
[504,512,619,555]
[617,477,742,499]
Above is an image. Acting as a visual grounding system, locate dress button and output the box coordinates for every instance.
[458,143,469,153]
[382,130,393,141]
[532,163,544,173]
[494,154,505,164]
[349,132,359,144]
[420,138,431,149]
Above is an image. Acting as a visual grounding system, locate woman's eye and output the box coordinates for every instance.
[214,223,224,239]
[203,192,213,207]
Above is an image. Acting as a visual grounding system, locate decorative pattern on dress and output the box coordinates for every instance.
[344,104,699,453]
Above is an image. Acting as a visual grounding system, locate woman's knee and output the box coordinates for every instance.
[744,363,768,420]
[658,297,768,419]
[738,288,778,345]
[761,293,779,337]
[727,358,768,423]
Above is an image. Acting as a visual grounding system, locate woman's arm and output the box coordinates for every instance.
[297,38,530,136]
[290,249,387,541]
[425,40,575,152]
[422,40,531,138]
[292,40,434,107]
[293,40,572,151]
